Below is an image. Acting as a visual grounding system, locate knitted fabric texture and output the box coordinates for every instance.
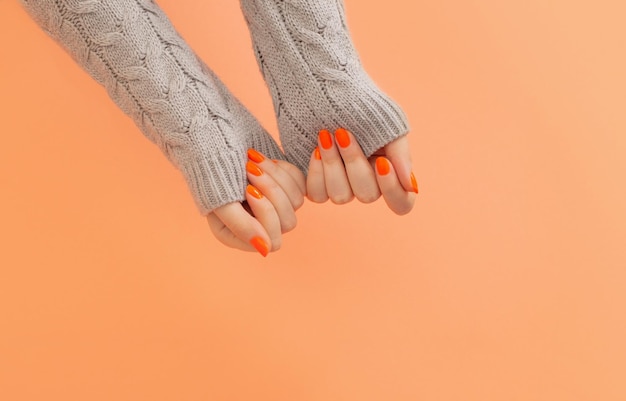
[21,0,285,215]
[240,0,410,173]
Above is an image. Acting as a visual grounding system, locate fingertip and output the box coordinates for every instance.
[307,192,329,203]
[246,184,264,200]
[319,129,334,150]
[375,156,391,176]
[335,127,351,148]
[308,146,321,167]
[250,236,269,257]
[247,148,266,163]
[410,172,419,194]
[246,160,264,177]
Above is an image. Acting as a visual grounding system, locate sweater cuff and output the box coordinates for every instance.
[335,79,411,158]
[177,148,248,216]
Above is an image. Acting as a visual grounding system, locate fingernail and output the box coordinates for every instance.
[272,159,278,164]
[410,172,419,194]
[247,148,265,163]
[319,129,333,150]
[376,157,391,176]
[314,147,321,160]
[246,161,263,176]
[246,184,263,199]
[335,128,351,148]
[250,237,269,257]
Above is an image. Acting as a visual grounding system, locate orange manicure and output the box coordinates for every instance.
[376,157,391,176]
[247,148,265,163]
[250,237,269,257]
[335,128,351,148]
[314,147,321,160]
[410,172,419,194]
[246,184,263,199]
[319,129,333,150]
[246,161,263,176]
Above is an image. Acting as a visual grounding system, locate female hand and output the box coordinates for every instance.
[306,129,418,215]
[206,149,306,257]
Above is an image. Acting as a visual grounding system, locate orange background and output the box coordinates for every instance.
[1,0,625,400]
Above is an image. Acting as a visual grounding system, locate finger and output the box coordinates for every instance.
[208,202,271,256]
[334,128,381,203]
[247,161,296,235]
[318,129,354,204]
[247,149,305,210]
[375,156,416,215]
[244,183,282,251]
[273,159,307,195]
[275,160,307,197]
[384,135,419,194]
[306,147,328,203]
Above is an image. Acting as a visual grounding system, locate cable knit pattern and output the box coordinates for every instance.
[20,0,285,215]
[240,0,410,173]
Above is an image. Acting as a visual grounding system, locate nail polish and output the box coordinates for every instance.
[246,161,263,176]
[247,148,265,163]
[410,172,419,194]
[319,129,333,150]
[250,237,269,257]
[247,184,263,199]
[376,157,391,176]
[335,128,351,148]
[314,147,321,160]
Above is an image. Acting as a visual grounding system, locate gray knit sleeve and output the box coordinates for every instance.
[20,0,285,215]
[240,0,410,173]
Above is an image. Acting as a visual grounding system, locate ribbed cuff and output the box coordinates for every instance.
[333,77,411,158]
[282,83,410,175]
[177,148,248,216]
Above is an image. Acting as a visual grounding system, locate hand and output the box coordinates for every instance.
[206,149,306,256]
[306,129,418,215]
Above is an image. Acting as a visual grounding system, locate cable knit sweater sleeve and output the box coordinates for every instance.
[20,0,284,215]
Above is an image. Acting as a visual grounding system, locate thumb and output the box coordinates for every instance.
[208,202,271,257]
[384,135,418,194]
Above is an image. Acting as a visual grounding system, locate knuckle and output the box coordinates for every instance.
[356,191,380,204]
[293,194,305,210]
[262,179,281,194]
[393,201,415,216]
[340,153,360,164]
[281,216,298,233]
[308,194,328,203]
[323,156,344,168]
[271,239,282,252]
[331,193,354,205]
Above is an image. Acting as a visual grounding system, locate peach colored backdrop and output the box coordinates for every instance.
[1,1,625,400]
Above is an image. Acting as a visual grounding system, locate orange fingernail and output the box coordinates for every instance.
[314,147,321,160]
[410,172,419,194]
[246,184,263,199]
[335,128,351,148]
[319,129,333,150]
[250,237,269,257]
[376,157,391,176]
[247,148,265,163]
[272,159,278,164]
[246,161,263,176]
